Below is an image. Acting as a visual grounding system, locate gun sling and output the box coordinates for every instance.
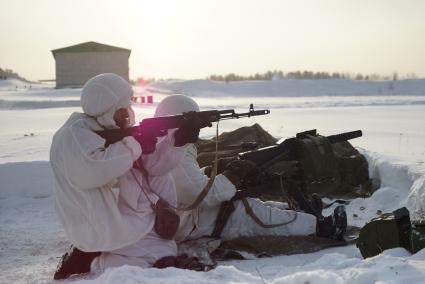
[211,172,299,238]
[131,122,219,209]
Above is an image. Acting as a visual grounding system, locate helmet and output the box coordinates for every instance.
[154,94,200,117]
[81,73,133,128]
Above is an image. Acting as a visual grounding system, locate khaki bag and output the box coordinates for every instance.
[357,207,411,258]
[357,207,425,258]
[153,198,180,240]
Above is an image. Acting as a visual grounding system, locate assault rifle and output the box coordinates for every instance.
[96,104,270,149]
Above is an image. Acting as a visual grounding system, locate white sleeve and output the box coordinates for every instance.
[142,129,186,176]
[64,127,142,190]
[174,154,236,208]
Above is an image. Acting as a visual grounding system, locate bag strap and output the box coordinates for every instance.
[131,123,220,212]
[212,172,298,237]
[211,200,236,238]
[239,172,298,228]
[174,122,220,211]
[130,167,157,210]
[241,198,298,228]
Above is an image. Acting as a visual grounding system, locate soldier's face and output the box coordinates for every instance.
[113,107,135,129]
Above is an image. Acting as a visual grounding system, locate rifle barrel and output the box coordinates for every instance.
[220,109,270,120]
[326,130,362,144]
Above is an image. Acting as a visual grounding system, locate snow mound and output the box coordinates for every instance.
[0,99,81,110]
[344,150,425,227]
[148,79,425,97]
[0,87,81,109]
[0,161,53,199]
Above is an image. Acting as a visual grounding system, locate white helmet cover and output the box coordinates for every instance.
[81,73,133,129]
[154,94,200,117]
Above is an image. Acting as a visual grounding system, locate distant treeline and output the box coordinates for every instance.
[207,70,419,82]
[0,67,30,82]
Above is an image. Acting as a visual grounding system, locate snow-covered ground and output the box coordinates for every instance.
[1,78,425,283]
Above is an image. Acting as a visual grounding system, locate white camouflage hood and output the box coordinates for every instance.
[81,73,133,129]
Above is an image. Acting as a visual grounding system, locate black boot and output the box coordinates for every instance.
[53,246,100,280]
[283,178,323,218]
[316,205,347,240]
[310,193,323,218]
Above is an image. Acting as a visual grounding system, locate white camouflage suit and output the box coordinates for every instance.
[50,74,185,273]
[154,95,317,242]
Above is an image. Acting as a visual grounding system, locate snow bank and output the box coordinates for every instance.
[0,99,81,110]
[68,248,425,284]
[407,176,425,219]
[0,161,53,199]
[0,88,81,110]
[148,79,425,97]
[344,150,425,226]
[269,248,425,284]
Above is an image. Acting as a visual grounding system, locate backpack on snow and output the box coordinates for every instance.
[357,207,425,258]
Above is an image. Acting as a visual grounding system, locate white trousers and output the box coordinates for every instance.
[189,198,317,240]
[91,231,177,273]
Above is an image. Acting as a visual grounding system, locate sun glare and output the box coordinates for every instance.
[133,0,179,33]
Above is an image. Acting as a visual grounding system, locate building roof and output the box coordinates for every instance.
[51,41,131,57]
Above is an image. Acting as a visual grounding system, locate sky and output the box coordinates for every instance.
[1,0,425,81]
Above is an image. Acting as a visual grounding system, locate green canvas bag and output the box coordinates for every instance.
[357,207,413,258]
